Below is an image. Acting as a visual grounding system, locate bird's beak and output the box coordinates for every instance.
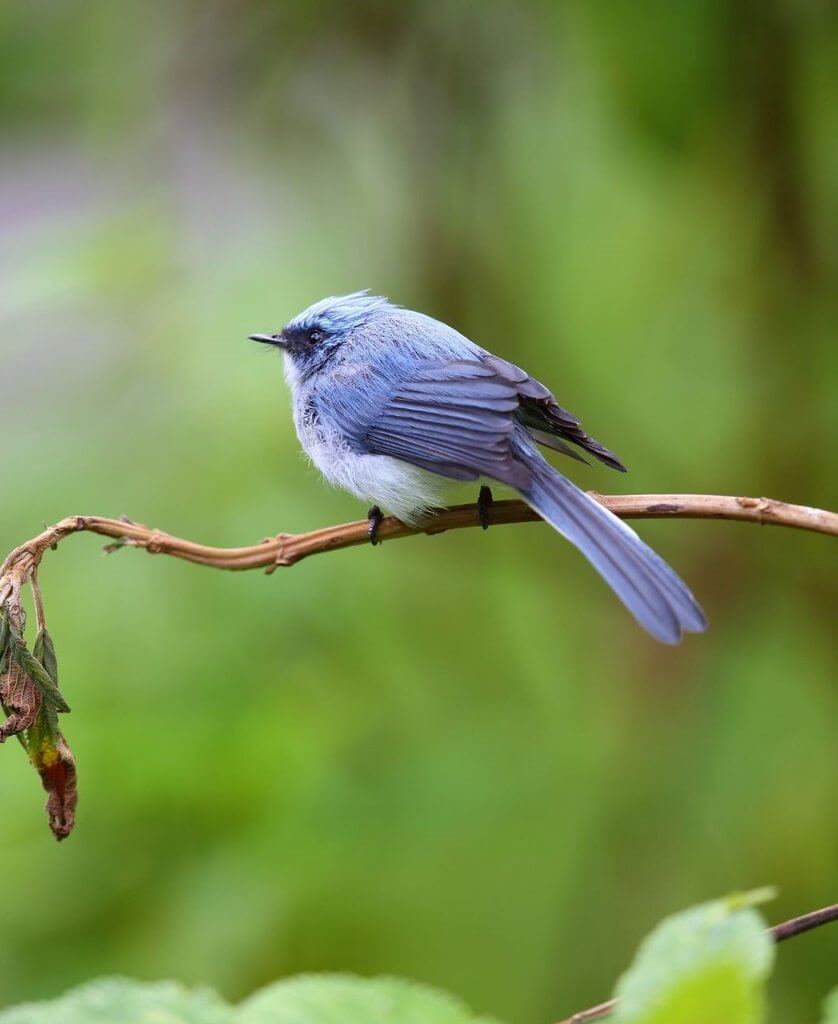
[248,332,287,348]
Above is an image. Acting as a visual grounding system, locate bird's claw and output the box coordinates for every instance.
[478,486,493,530]
[368,506,382,546]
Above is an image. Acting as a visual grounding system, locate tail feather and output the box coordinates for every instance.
[517,447,707,644]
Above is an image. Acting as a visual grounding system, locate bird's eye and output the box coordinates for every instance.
[309,329,323,343]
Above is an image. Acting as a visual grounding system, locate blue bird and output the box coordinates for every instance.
[250,291,707,644]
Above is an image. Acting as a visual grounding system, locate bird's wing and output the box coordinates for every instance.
[359,359,533,488]
[480,355,627,472]
[357,354,624,481]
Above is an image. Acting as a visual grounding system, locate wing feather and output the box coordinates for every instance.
[358,353,623,483]
[484,353,626,471]
[363,359,530,487]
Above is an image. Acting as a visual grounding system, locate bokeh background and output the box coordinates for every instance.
[1,2,836,1021]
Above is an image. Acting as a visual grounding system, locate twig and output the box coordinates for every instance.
[556,904,838,1024]
[30,570,46,632]
[560,1000,617,1024]
[771,903,838,943]
[0,494,835,600]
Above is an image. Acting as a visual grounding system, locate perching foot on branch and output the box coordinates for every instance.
[367,506,383,546]
[477,486,494,530]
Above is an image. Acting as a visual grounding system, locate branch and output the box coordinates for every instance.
[771,903,838,943]
[556,904,838,1024]
[1,494,835,597]
[0,490,835,839]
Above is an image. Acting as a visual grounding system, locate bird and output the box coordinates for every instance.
[250,291,707,644]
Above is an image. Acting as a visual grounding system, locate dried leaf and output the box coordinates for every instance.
[0,610,9,662]
[0,612,30,750]
[102,537,129,554]
[26,711,77,840]
[0,620,77,839]
[0,659,41,742]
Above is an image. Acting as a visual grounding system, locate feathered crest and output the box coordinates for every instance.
[287,290,394,335]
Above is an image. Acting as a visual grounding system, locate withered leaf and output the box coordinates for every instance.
[0,658,41,742]
[0,610,9,663]
[0,620,77,840]
[26,709,77,841]
[28,627,77,840]
[0,612,30,750]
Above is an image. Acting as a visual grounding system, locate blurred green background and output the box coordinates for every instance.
[1,2,836,1021]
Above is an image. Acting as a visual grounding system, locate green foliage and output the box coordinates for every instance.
[612,892,775,1024]
[0,895,834,1024]
[32,630,59,704]
[0,975,496,1024]
[31,628,66,725]
[822,988,838,1024]
[237,975,500,1024]
[0,978,232,1024]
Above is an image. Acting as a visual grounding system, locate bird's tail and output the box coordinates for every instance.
[515,442,707,644]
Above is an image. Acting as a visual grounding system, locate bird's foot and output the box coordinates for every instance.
[367,506,383,546]
[477,486,493,530]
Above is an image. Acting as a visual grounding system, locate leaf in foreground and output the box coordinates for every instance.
[0,975,501,1024]
[237,974,501,1024]
[0,977,233,1024]
[612,890,776,1024]
[822,987,838,1024]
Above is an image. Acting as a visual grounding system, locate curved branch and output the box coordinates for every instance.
[557,904,838,1024]
[0,491,834,840]
[1,493,835,601]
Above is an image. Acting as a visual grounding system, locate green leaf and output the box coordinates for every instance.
[33,628,59,686]
[31,629,62,732]
[0,975,503,1024]
[821,987,838,1024]
[238,975,502,1024]
[0,977,234,1024]
[611,891,776,1024]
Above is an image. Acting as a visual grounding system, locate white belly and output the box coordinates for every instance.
[297,412,445,524]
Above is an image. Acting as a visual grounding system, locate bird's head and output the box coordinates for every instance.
[249,291,392,372]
